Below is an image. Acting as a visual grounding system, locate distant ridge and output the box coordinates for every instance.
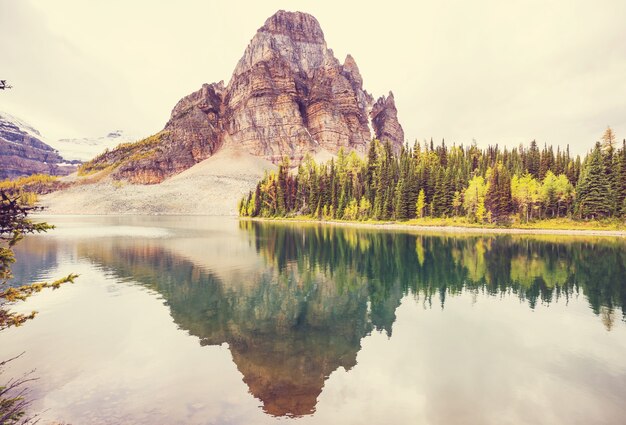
[49,130,136,162]
[0,111,76,179]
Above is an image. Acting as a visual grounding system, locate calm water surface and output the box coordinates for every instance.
[1,216,626,424]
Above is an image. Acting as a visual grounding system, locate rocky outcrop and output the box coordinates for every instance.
[0,112,76,180]
[165,81,225,159]
[84,10,404,184]
[82,83,226,184]
[224,11,376,161]
[371,92,405,149]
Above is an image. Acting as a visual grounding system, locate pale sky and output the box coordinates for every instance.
[1,0,625,153]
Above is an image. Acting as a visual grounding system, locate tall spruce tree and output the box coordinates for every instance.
[526,140,540,178]
[394,178,408,220]
[616,140,626,216]
[442,167,455,216]
[485,163,512,223]
[431,168,446,217]
[575,143,613,219]
[601,127,618,214]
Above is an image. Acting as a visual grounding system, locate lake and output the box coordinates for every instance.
[2,216,626,424]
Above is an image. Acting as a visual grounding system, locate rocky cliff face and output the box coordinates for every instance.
[371,92,404,148]
[224,11,378,161]
[84,10,404,184]
[0,112,76,180]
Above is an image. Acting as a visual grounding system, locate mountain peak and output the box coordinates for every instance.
[260,10,325,44]
[232,10,332,78]
[83,11,404,184]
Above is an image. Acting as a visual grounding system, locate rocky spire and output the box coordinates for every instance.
[342,54,363,88]
[86,10,405,183]
[371,91,405,149]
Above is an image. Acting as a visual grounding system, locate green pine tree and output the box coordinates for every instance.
[485,163,512,223]
[575,143,613,219]
[617,141,626,216]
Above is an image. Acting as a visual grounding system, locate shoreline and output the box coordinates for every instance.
[245,217,626,237]
[31,213,626,237]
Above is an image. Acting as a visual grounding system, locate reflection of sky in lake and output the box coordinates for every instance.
[1,216,625,425]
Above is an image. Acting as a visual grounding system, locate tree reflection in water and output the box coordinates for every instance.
[72,220,626,417]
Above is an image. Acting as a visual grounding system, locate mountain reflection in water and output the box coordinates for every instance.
[41,219,623,417]
[7,217,626,421]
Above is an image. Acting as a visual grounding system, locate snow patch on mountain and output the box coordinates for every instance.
[49,130,137,162]
[0,110,46,140]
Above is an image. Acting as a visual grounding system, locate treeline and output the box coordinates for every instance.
[0,174,65,206]
[240,128,626,223]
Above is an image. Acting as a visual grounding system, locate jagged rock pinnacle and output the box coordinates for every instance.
[89,10,405,183]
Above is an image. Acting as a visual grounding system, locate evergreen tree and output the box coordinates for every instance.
[394,178,408,220]
[442,167,455,216]
[575,143,613,219]
[485,163,512,223]
[526,140,540,178]
[615,140,626,216]
[601,127,618,213]
[431,168,446,217]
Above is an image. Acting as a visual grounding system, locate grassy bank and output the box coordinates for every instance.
[246,216,626,236]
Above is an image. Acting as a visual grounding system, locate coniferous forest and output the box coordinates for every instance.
[239,128,626,224]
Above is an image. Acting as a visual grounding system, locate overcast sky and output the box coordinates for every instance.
[1,0,625,153]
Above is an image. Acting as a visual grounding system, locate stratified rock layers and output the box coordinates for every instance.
[88,10,404,183]
[0,113,75,179]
